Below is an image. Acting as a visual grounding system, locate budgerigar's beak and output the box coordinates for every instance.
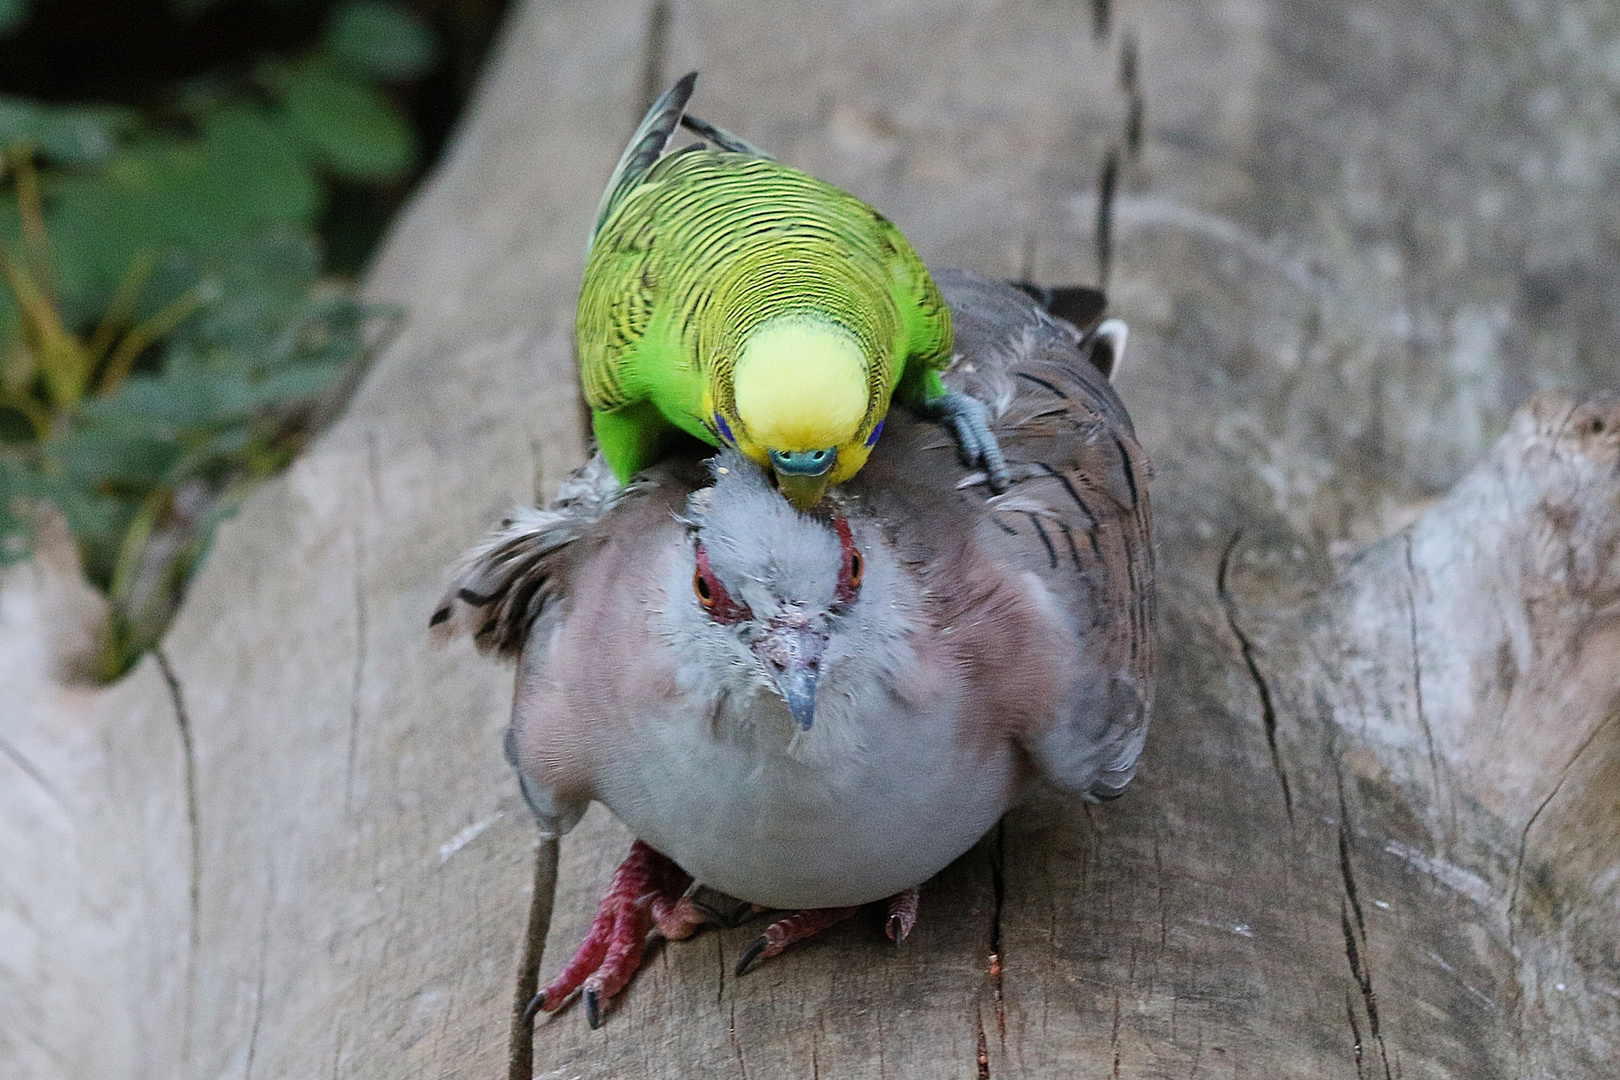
[770,447,837,510]
[753,620,827,730]
[774,472,833,510]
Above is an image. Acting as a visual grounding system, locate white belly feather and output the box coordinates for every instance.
[593,682,1017,910]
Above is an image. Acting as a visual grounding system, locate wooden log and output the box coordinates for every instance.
[3,0,1617,1077]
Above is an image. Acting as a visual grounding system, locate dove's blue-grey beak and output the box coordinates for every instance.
[755,621,826,731]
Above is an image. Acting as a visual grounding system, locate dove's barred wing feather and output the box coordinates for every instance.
[856,270,1155,800]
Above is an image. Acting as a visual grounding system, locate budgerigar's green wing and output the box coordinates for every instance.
[885,218,955,407]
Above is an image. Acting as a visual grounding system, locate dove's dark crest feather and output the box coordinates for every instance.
[431,453,645,657]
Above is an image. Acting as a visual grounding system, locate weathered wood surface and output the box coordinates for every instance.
[4,0,1619,1077]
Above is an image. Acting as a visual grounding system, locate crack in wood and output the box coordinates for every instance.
[1110,990,1123,1077]
[988,818,1007,1044]
[244,876,272,1080]
[1508,706,1620,949]
[0,731,70,815]
[1119,35,1143,160]
[1332,756,1393,1080]
[1216,533,1294,820]
[346,523,368,816]
[507,837,559,1080]
[640,0,672,114]
[1095,149,1119,289]
[1402,534,1448,848]
[154,646,200,1068]
[1345,990,1366,1079]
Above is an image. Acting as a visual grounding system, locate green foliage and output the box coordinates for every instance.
[0,0,438,679]
[0,0,29,37]
[325,0,440,81]
[276,61,418,182]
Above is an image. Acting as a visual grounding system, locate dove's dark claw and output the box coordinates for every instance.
[929,391,1010,492]
[735,935,770,977]
[534,840,690,1028]
[885,887,920,944]
[521,990,546,1025]
[733,905,861,976]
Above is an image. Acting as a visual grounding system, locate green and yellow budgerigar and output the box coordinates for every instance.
[578,72,1007,508]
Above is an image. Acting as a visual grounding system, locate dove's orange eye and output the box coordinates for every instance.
[693,542,749,623]
[848,549,864,589]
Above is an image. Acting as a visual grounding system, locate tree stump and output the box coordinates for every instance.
[3,0,1617,1077]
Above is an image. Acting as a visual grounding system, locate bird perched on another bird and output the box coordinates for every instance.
[434,270,1154,1028]
[577,72,1008,508]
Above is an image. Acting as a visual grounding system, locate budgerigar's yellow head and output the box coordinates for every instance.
[714,316,885,508]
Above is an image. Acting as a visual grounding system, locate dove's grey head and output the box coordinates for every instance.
[661,450,911,733]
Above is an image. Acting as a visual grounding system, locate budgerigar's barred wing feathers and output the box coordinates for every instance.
[431,452,631,657]
[588,71,698,253]
[679,112,775,159]
[882,270,1156,801]
[577,150,951,415]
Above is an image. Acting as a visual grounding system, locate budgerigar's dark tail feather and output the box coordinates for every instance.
[680,113,775,160]
[588,70,698,252]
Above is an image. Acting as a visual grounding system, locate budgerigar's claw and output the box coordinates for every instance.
[929,391,1010,492]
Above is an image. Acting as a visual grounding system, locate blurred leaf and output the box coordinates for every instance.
[196,106,322,232]
[0,0,28,38]
[324,0,439,81]
[48,426,182,487]
[277,64,415,182]
[0,96,134,166]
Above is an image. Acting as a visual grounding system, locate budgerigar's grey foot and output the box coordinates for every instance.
[734,905,860,976]
[929,391,1010,492]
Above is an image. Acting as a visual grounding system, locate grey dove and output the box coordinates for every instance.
[433,270,1156,1028]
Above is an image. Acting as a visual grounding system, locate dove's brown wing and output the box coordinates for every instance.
[852,269,1156,800]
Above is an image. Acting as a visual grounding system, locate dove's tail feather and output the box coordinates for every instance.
[431,452,626,657]
[589,71,698,252]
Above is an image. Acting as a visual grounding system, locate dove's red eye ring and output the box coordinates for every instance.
[693,543,749,623]
[833,517,863,607]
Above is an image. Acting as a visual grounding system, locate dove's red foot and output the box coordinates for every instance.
[734,889,922,975]
[524,840,691,1028]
